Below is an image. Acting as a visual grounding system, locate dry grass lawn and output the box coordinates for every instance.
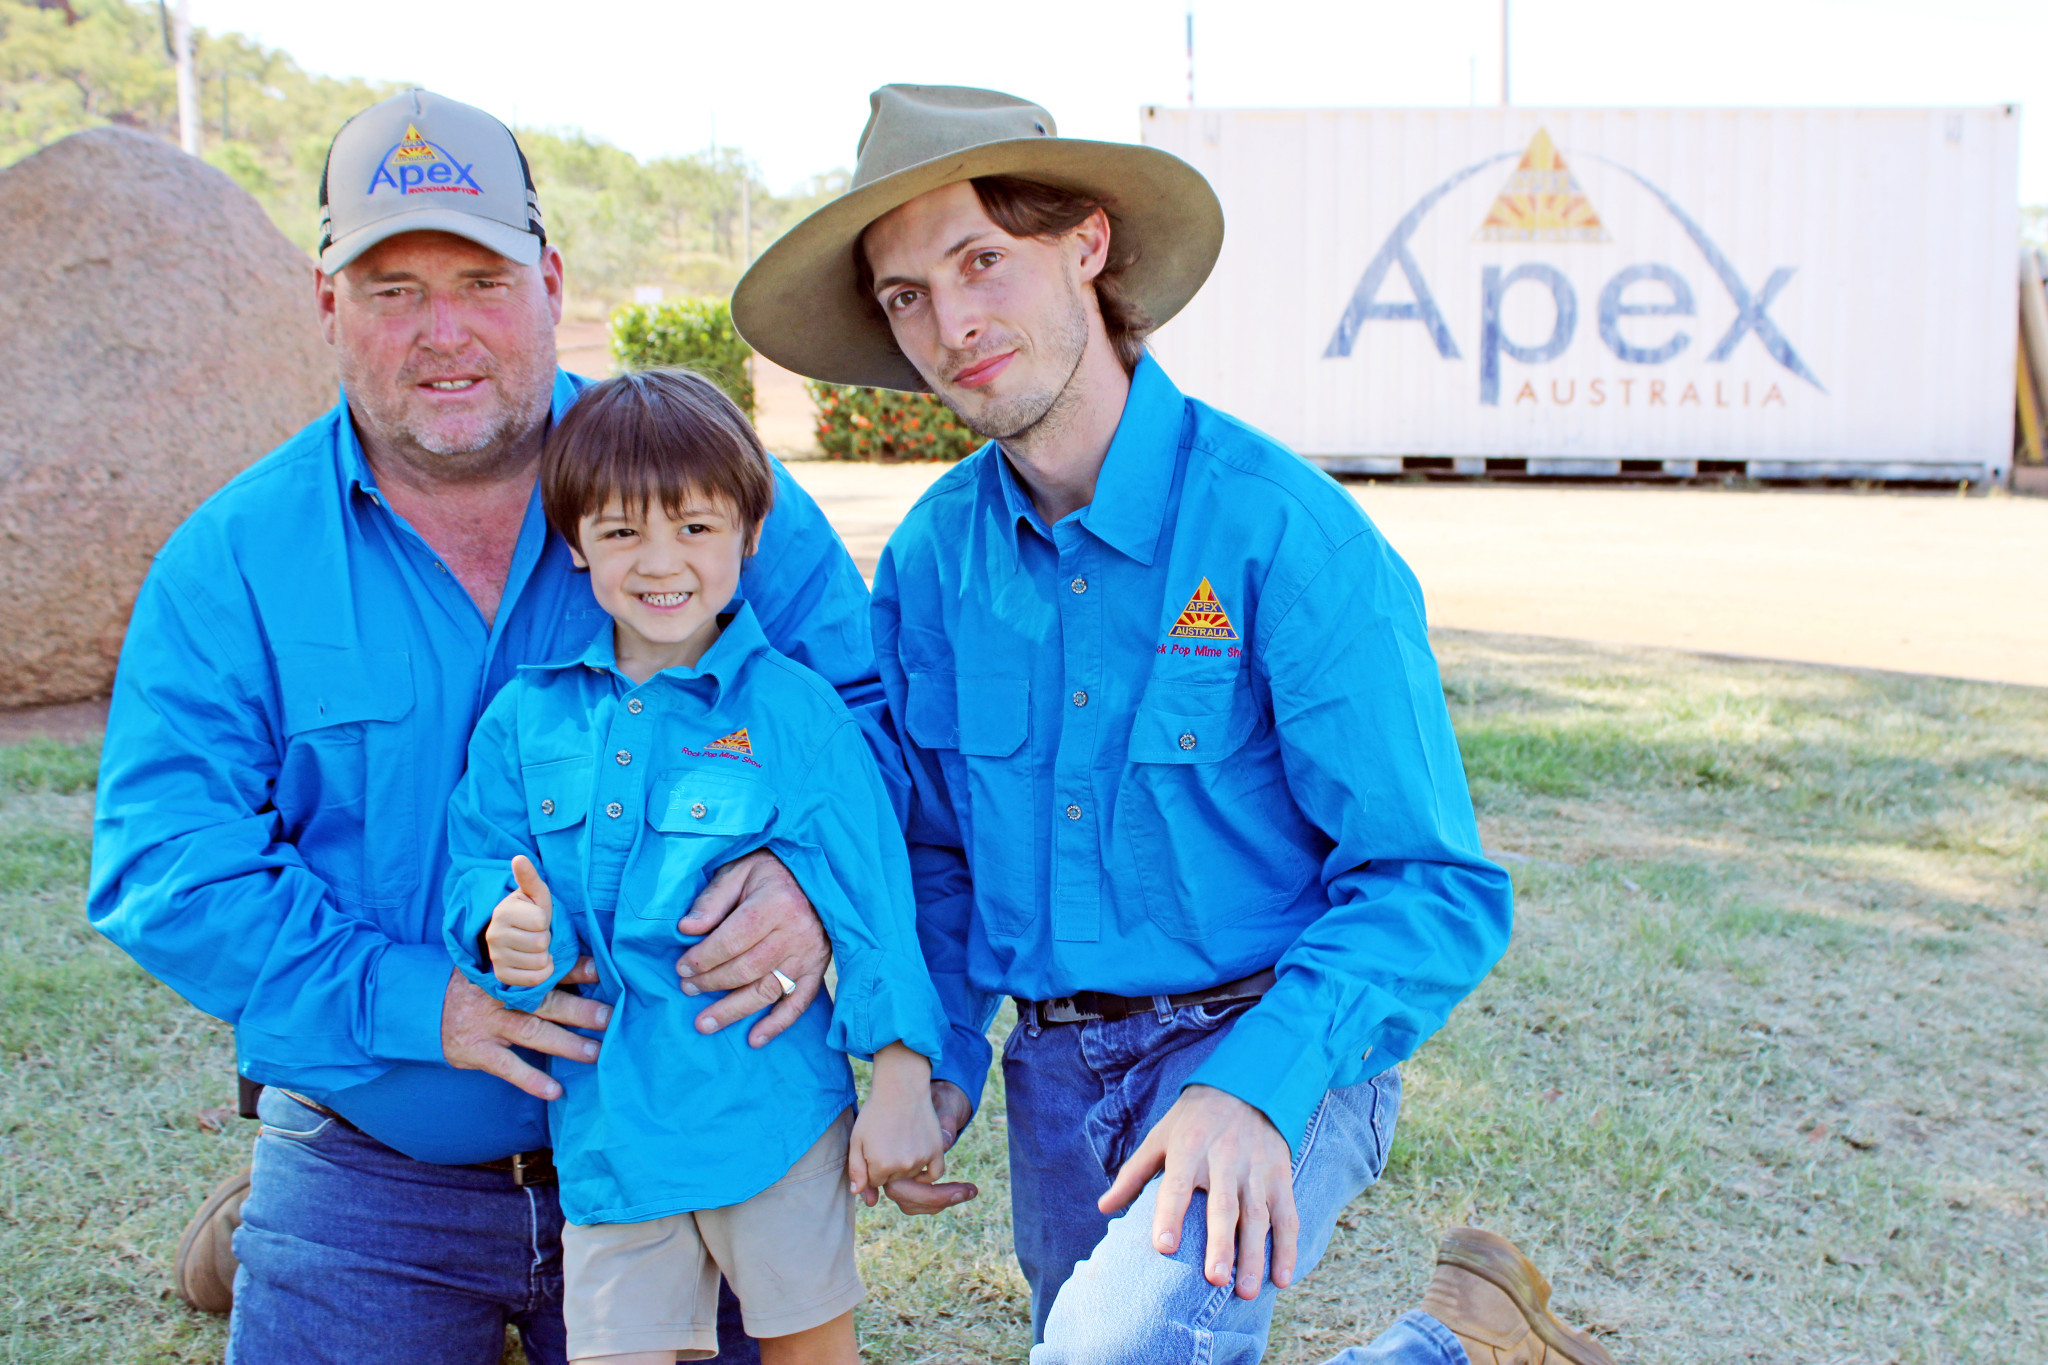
[3,633,2043,1364]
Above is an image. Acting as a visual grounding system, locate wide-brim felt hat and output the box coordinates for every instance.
[731,84,1224,393]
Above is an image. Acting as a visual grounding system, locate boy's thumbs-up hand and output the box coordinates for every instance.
[486,854,558,989]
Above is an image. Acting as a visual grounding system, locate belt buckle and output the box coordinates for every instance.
[510,1152,534,1187]
[1040,997,1089,1025]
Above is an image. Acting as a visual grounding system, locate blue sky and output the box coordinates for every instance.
[196,0,2045,202]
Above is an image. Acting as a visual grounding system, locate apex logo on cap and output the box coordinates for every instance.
[367,123,482,198]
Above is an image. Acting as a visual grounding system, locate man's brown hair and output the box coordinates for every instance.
[858,175,1155,374]
[541,368,776,558]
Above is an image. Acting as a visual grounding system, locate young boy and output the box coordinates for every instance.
[441,368,950,1365]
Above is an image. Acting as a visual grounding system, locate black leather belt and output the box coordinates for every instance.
[1017,967,1277,1027]
[279,1091,558,1187]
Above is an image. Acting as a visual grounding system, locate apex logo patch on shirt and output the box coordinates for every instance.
[681,727,761,768]
[705,728,753,756]
[1167,578,1239,641]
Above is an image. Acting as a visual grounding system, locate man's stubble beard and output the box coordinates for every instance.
[947,271,1092,449]
[339,324,558,486]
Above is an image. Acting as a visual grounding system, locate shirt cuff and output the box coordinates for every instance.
[370,942,457,1066]
[1187,1007,1336,1157]
[932,1022,994,1116]
[826,952,950,1067]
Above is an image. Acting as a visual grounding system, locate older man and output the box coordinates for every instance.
[734,86,1617,1365]
[89,90,867,1365]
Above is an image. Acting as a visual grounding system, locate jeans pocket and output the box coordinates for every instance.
[256,1090,337,1144]
[1183,998,1256,1029]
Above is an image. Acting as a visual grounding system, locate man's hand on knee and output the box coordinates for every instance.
[675,850,831,1047]
[440,962,610,1101]
[1099,1084,1300,1301]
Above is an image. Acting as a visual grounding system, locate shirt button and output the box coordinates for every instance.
[1179,732,1198,751]
[690,802,708,819]
[615,750,632,765]
[1069,576,1088,594]
[626,698,643,714]
[1065,803,1082,820]
[605,802,623,819]
[539,798,555,815]
[1072,690,1088,707]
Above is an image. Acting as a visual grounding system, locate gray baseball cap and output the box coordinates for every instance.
[317,88,546,274]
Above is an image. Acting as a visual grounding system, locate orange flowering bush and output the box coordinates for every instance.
[806,382,981,462]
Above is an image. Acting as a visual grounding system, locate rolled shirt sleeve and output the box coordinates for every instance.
[89,563,452,1090]
[870,550,1002,1110]
[768,720,950,1069]
[441,687,584,1014]
[1186,529,1514,1151]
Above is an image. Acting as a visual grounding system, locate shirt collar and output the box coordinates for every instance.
[992,354,1185,567]
[342,368,588,501]
[552,596,769,701]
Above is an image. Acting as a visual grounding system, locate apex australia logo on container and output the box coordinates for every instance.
[367,123,483,198]
[1324,128,1824,407]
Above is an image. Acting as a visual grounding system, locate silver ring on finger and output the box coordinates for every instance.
[772,969,797,997]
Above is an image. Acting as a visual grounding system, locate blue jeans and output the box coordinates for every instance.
[229,1087,761,1365]
[1005,1001,1464,1365]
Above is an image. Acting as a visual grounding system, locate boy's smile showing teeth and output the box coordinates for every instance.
[571,491,750,683]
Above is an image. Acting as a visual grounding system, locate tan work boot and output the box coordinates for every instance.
[1418,1227,1617,1365]
[173,1166,252,1314]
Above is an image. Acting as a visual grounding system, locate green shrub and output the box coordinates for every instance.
[804,382,982,462]
[608,298,755,418]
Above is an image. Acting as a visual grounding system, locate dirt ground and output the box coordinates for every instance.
[783,462,2048,689]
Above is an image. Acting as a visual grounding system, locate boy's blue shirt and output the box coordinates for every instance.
[88,369,892,1166]
[872,355,1514,1155]
[442,600,946,1223]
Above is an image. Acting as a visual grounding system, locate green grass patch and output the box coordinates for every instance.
[0,737,99,796]
[8,634,2048,1364]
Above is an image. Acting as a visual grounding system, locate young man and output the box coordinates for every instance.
[89,90,872,1365]
[733,85,1618,1365]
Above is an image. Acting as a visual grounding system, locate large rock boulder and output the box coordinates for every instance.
[0,127,334,707]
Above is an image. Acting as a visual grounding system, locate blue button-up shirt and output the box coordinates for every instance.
[441,602,945,1222]
[88,371,882,1165]
[871,356,1513,1152]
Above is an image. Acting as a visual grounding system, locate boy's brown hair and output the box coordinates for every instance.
[542,368,776,557]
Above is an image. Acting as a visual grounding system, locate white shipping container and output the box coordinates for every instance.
[1141,107,2021,482]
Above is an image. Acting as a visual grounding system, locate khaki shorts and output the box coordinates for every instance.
[560,1110,862,1361]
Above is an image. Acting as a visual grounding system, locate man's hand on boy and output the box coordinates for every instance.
[847,1044,948,1206]
[441,960,609,1102]
[881,1080,980,1215]
[674,850,831,1047]
[485,855,556,989]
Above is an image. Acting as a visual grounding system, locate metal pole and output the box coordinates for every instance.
[172,0,199,154]
[1500,0,1511,107]
[1186,2,1195,107]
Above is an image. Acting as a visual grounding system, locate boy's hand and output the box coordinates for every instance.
[485,855,556,989]
[881,1081,980,1215]
[847,1044,946,1207]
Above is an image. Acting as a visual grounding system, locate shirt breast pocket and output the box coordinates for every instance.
[522,756,594,883]
[274,649,417,908]
[906,671,1034,935]
[1115,679,1320,941]
[626,769,777,920]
